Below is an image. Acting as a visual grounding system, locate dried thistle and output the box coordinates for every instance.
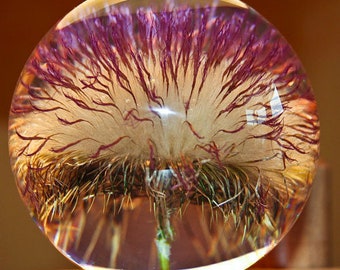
[9,1,319,269]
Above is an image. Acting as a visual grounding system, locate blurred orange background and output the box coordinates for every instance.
[0,0,339,269]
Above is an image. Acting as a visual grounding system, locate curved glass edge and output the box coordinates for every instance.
[56,0,248,30]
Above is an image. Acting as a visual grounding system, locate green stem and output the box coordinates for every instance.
[146,167,177,269]
[154,196,174,270]
[156,230,171,270]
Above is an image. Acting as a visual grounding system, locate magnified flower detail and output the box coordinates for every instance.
[9,0,319,269]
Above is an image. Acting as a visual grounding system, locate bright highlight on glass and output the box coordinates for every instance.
[8,0,320,269]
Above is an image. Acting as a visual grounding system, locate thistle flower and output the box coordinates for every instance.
[8,0,319,269]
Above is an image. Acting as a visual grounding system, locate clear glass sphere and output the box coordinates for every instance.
[8,0,320,269]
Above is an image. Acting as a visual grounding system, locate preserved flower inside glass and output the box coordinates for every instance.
[8,0,320,269]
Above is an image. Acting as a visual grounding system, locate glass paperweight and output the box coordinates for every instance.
[8,0,320,269]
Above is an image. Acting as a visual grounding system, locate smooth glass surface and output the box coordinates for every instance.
[8,0,320,269]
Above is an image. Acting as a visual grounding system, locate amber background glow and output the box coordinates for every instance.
[0,1,339,269]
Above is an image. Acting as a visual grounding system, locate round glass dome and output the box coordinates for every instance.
[8,0,320,269]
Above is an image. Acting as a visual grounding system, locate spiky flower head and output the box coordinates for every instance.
[8,0,319,269]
